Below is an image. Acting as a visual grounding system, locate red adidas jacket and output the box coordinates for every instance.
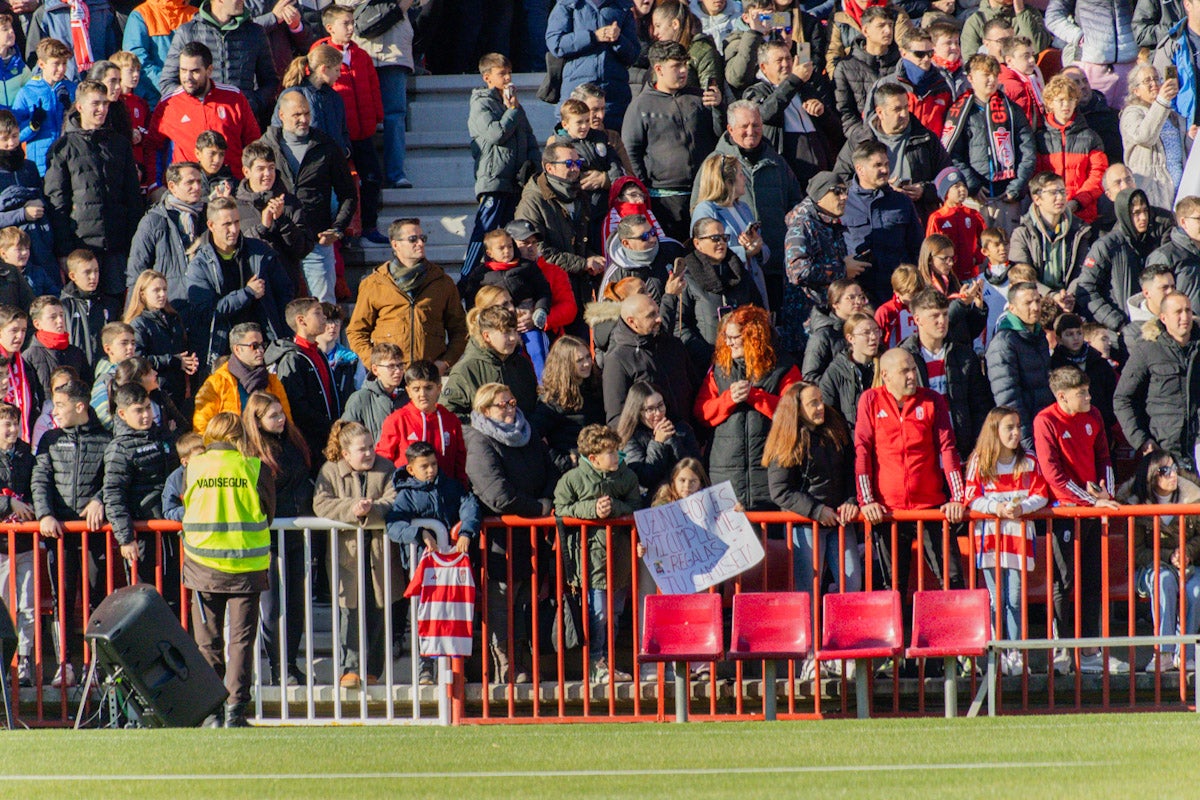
[925,204,985,281]
[121,92,155,189]
[315,37,384,143]
[146,82,261,180]
[855,385,964,510]
[1035,114,1108,224]
[1032,402,1113,506]
[875,296,915,349]
[376,402,467,484]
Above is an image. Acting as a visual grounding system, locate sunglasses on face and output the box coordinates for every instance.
[909,49,933,58]
[697,234,730,243]
[630,230,658,241]
[1158,464,1179,477]
[491,399,518,409]
[237,341,265,351]
[401,234,428,243]
[551,159,585,169]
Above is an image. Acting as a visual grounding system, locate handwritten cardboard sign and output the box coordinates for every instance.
[633,482,764,594]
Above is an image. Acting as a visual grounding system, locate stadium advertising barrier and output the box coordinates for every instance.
[0,506,1197,726]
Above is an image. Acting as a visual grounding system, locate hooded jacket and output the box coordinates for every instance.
[1035,113,1108,223]
[466,87,539,200]
[441,339,539,422]
[102,420,172,545]
[781,196,850,353]
[345,260,468,369]
[675,249,763,367]
[870,58,953,136]
[191,360,291,436]
[314,36,382,143]
[601,317,697,427]
[120,0,198,105]
[514,173,594,321]
[599,233,684,303]
[385,472,480,567]
[460,257,553,315]
[127,199,201,310]
[376,400,465,482]
[833,42,901,135]
[1076,188,1171,333]
[31,412,109,522]
[1008,206,1093,291]
[43,112,142,269]
[985,311,1053,451]
[998,64,1044,132]
[342,377,406,441]
[1148,227,1200,310]
[801,305,849,381]
[159,1,280,117]
[265,337,342,458]
[12,73,75,175]
[1114,319,1200,469]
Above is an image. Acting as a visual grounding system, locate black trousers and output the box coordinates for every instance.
[873,520,965,597]
[1051,517,1103,639]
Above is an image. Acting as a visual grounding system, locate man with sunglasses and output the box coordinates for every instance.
[346,217,468,375]
[192,321,293,436]
[598,213,684,301]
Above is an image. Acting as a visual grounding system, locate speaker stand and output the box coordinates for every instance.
[74,662,143,730]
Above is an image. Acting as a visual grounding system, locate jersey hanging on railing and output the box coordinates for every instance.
[404,550,476,658]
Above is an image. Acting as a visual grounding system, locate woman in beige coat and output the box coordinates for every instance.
[313,420,400,689]
[1120,62,1192,210]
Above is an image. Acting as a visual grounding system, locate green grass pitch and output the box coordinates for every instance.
[3,713,1200,799]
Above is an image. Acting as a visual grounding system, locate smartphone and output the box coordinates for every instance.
[503,84,515,102]
[747,221,762,235]
[856,248,872,262]
[795,41,812,65]
[1166,65,1179,82]
[770,11,791,27]
[707,77,718,92]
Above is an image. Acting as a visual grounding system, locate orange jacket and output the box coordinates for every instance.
[192,362,292,436]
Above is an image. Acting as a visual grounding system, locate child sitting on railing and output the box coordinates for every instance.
[965,406,1049,677]
[313,420,398,691]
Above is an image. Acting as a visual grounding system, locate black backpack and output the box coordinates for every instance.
[353,0,404,39]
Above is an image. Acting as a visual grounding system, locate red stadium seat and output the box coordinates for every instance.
[907,589,991,718]
[728,592,812,721]
[817,591,903,718]
[639,593,724,722]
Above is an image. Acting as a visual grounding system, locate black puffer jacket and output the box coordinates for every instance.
[0,439,34,553]
[767,412,856,519]
[159,3,280,118]
[530,381,605,476]
[1148,228,1200,312]
[601,319,697,426]
[43,114,141,282]
[234,179,314,290]
[130,309,190,411]
[833,43,900,135]
[1114,323,1200,470]
[340,378,406,440]
[102,421,173,545]
[985,314,1053,451]
[801,305,847,381]
[899,333,993,457]
[185,233,294,367]
[621,86,720,191]
[1075,189,1171,333]
[833,115,951,217]
[23,335,91,399]
[697,354,800,510]
[676,249,763,368]
[61,281,110,367]
[32,413,109,521]
[263,431,313,518]
[258,125,357,235]
[126,201,198,310]
[818,349,873,437]
[620,420,702,494]
[264,338,343,459]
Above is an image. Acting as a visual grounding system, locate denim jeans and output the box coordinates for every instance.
[588,587,626,661]
[301,243,336,303]
[1136,565,1200,657]
[981,565,1023,640]
[792,524,862,595]
[376,66,409,185]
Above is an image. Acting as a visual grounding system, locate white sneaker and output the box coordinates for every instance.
[797,657,816,682]
[1052,649,1073,676]
[1078,650,1130,675]
[1173,651,1196,672]
[1003,649,1027,677]
[51,662,75,688]
[822,659,856,681]
[639,663,675,682]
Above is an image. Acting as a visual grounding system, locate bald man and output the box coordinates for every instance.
[855,348,967,603]
[601,293,696,426]
[259,90,357,303]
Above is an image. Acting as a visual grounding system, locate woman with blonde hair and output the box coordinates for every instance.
[1120,62,1190,211]
[690,153,768,304]
[124,269,197,412]
[694,304,801,510]
[278,44,349,151]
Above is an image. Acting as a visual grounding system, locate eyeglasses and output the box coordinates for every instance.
[1183,216,1200,224]
[933,253,957,263]
[629,230,658,242]
[1037,189,1067,198]
[697,233,730,243]
[1158,464,1179,477]
[641,402,666,414]
[852,329,881,339]
[400,234,428,243]
[908,49,933,58]
[374,362,403,371]
[236,341,266,351]
[550,159,585,169]
[490,398,517,410]
[830,187,849,197]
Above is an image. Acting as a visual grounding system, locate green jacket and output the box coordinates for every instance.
[961,1,1053,62]
[554,458,642,590]
[441,338,539,422]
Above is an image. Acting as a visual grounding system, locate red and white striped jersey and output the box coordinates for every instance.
[965,456,1050,570]
[404,551,476,658]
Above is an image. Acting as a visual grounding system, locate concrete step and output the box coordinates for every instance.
[402,152,476,190]
[407,101,560,142]
[407,71,545,100]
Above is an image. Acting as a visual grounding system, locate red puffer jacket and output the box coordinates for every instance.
[854,385,964,510]
[316,37,384,143]
[1035,114,1108,223]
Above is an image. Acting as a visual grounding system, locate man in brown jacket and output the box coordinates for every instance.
[346,218,469,372]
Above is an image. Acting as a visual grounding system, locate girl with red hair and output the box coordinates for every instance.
[693,305,801,510]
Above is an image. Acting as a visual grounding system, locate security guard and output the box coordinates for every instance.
[182,412,275,728]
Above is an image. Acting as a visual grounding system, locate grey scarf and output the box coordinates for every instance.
[622,241,660,267]
[163,193,205,241]
[388,259,426,293]
[470,409,531,448]
[546,174,579,202]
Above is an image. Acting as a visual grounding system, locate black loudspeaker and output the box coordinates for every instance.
[85,584,228,727]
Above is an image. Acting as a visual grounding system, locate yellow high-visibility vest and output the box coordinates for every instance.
[182,448,270,573]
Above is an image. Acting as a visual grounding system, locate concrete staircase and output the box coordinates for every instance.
[343,72,560,292]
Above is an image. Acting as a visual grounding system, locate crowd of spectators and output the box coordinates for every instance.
[0,0,1198,709]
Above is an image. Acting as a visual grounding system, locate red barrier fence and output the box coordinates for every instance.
[0,506,1195,726]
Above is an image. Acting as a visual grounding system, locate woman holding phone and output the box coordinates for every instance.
[691,153,770,308]
[1120,62,1191,211]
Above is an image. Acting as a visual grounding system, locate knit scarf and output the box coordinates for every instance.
[1,350,29,441]
[227,354,268,393]
[932,54,961,72]
[163,193,205,242]
[68,0,94,72]
[469,409,531,448]
[941,92,1016,186]
[35,330,69,350]
[387,259,426,293]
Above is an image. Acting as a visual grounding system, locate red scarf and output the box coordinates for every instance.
[1,350,30,442]
[68,0,94,72]
[485,259,518,272]
[36,330,70,350]
[845,0,886,28]
[295,337,335,414]
[933,55,962,72]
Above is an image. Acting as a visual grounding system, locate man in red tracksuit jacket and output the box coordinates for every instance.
[856,348,967,599]
[1033,364,1128,676]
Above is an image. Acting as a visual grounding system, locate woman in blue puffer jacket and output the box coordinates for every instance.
[546,0,640,129]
